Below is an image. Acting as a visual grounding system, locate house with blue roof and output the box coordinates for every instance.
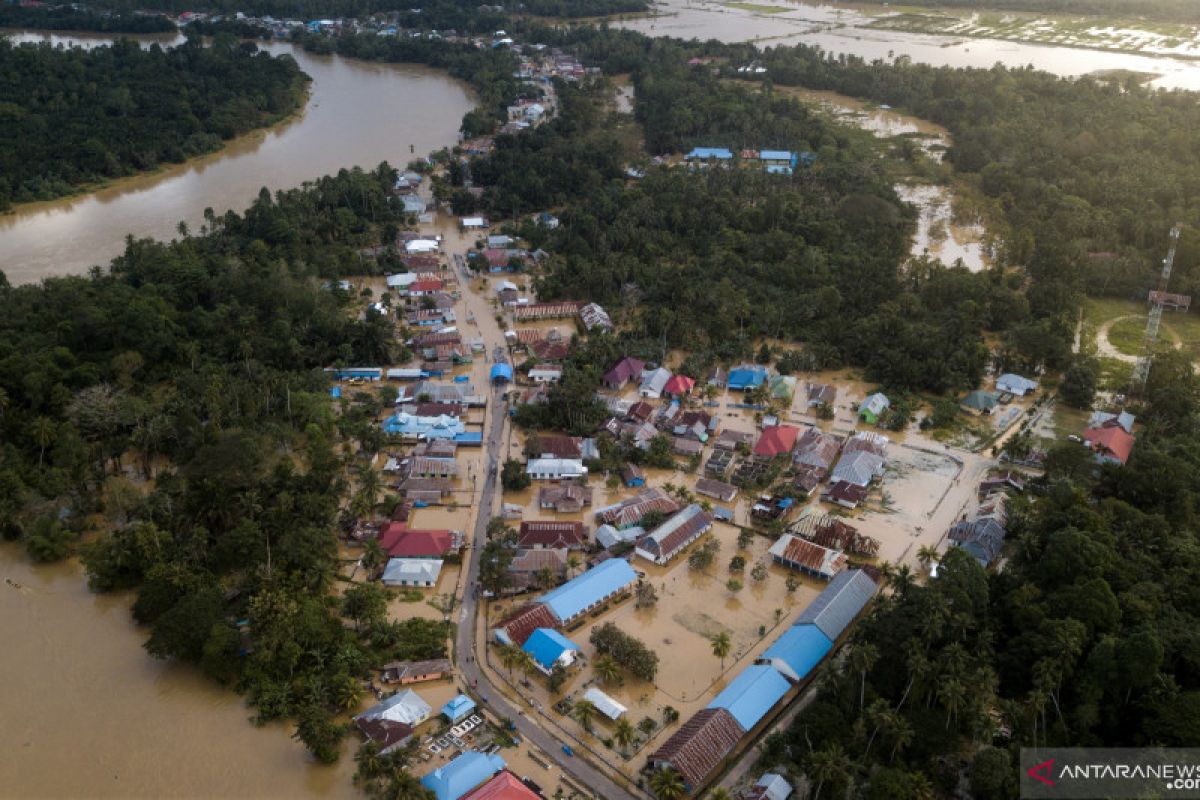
[490,363,514,385]
[756,624,832,683]
[421,751,506,800]
[685,147,734,161]
[383,413,466,440]
[727,365,768,391]
[442,694,476,723]
[522,628,581,672]
[707,664,791,731]
[538,558,637,624]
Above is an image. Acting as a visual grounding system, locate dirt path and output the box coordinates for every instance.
[1095,314,1183,363]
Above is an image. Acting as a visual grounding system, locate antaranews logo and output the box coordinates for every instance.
[1021,749,1200,798]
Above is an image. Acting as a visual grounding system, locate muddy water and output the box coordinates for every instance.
[618,0,1200,90]
[0,32,475,285]
[773,85,989,270]
[0,543,357,799]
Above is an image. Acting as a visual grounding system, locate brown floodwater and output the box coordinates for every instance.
[0,543,358,799]
[0,32,476,285]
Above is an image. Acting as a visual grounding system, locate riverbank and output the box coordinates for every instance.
[0,83,312,220]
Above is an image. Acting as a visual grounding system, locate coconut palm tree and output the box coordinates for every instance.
[849,642,879,713]
[710,631,732,668]
[335,674,364,711]
[650,767,685,800]
[516,650,538,682]
[566,553,582,578]
[614,717,636,752]
[938,676,966,729]
[353,740,385,783]
[916,544,939,571]
[29,416,54,466]
[498,644,520,677]
[708,789,732,800]
[807,742,848,800]
[594,654,620,685]
[572,698,598,733]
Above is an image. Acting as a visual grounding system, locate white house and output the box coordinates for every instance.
[382,558,444,588]
[528,364,563,384]
[386,272,418,289]
[404,238,440,254]
[354,689,432,728]
[638,367,672,399]
[526,458,587,480]
[996,373,1038,396]
[461,216,488,229]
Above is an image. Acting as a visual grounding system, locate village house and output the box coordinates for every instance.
[355,688,432,729]
[493,603,559,647]
[517,521,587,550]
[521,628,580,673]
[858,393,890,425]
[752,424,800,459]
[960,390,1000,416]
[422,751,506,800]
[507,548,568,591]
[602,356,644,391]
[525,458,587,481]
[740,774,793,800]
[821,480,870,510]
[528,433,583,459]
[649,708,744,793]
[695,477,738,503]
[727,365,768,392]
[379,523,458,559]
[380,658,452,685]
[527,364,562,384]
[578,302,613,333]
[662,374,696,399]
[538,483,593,513]
[1089,410,1136,434]
[354,718,414,756]
[672,437,704,457]
[634,504,713,565]
[382,558,444,587]
[639,367,672,399]
[768,534,847,580]
[713,429,756,451]
[396,477,456,504]
[996,373,1038,397]
[595,488,681,529]
[461,771,541,800]
[622,463,646,488]
[948,494,1008,567]
[1082,424,1135,466]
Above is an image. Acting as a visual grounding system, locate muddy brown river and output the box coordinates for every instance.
[0,32,475,285]
[0,544,357,798]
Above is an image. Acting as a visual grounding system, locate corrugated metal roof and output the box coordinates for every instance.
[706,665,791,731]
[650,708,744,789]
[792,569,878,640]
[757,624,832,682]
[538,558,636,622]
[422,751,506,800]
[522,628,580,669]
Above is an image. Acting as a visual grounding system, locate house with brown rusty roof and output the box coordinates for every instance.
[768,534,847,580]
[594,488,681,529]
[517,521,587,550]
[649,708,745,792]
[493,603,559,647]
[538,484,593,513]
[507,548,569,591]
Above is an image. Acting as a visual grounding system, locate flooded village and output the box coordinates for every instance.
[1,5,1170,800]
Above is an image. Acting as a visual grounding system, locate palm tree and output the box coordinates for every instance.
[361,539,386,577]
[849,642,879,712]
[890,564,915,595]
[536,566,557,590]
[710,631,732,668]
[650,767,685,800]
[566,553,582,578]
[595,654,620,684]
[516,650,538,681]
[614,717,636,752]
[29,416,54,466]
[353,740,385,783]
[357,463,382,512]
[662,706,680,725]
[807,742,847,800]
[708,789,733,800]
[335,675,364,711]
[916,544,939,571]
[498,644,520,677]
[887,714,914,763]
[572,698,598,733]
[938,676,966,729]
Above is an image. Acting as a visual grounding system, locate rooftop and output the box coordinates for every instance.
[422,751,507,800]
[707,664,791,731]
[538,558,637,622]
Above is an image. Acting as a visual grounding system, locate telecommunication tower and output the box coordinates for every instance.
[1131,223,1182,393]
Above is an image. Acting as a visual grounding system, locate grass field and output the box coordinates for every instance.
[722,1,790,12]
[1085,296,1200,361]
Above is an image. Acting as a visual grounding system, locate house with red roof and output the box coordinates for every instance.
[753,425,800,458]
[1082,425,1135,466]
[461,770,541,800]
[406,279,445,297]
[379,523,455,558]
[662,374,696,398]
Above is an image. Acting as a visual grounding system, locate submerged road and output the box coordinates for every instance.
[453,346,637,800]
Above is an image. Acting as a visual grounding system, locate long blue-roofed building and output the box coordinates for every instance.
[756,624,833,683]
[706,665,791,732]
[685,147,733,161]
[538,558,637,625]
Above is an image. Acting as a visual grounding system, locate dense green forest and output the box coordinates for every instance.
[760,351,1200,798]
[0,4,175,32]
[84,0,645,21]
[0,34,307,209]
[0,165,445,781]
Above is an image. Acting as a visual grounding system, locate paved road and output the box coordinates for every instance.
[453,380,637,800]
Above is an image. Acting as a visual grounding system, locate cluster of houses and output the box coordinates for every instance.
[946,471,1025,568]
[649,570,878,794]
[683,147,816,176]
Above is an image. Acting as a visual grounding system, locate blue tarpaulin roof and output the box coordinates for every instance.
[490,363,514,384]
[707,665,791,731]
[539,558,637,622]
[757,624,832,682]
[759,150,795,161]
[421,751,506,800]
[728,366,767,390]
[522,628,580,670]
